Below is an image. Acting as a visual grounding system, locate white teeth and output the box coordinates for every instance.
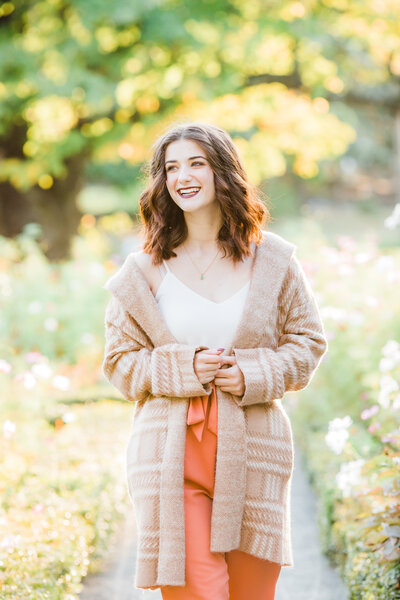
[178,187,200,195]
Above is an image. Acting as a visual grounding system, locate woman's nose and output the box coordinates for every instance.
[177,165,192,183]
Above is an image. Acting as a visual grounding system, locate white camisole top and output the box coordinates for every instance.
[155,260,250,350]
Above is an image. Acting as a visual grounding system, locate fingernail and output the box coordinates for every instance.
[217,348,225,352]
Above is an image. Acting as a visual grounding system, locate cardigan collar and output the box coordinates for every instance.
[104,230,296,350]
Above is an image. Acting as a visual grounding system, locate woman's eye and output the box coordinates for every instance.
[166,162,204,172]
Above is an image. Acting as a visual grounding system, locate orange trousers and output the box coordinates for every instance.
[160,384,282,600]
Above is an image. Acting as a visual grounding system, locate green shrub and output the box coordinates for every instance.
[289,232,400,600]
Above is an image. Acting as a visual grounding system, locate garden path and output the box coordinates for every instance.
[274,447,349,600]
[78,445,349,600]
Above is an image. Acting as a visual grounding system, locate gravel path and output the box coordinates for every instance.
[78,506,157,600]
[275,448,348,600]
[79,446,348,600]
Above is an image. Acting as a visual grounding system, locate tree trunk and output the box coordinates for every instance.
[0,153,86,261]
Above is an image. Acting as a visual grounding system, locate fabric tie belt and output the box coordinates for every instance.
[187,381,217,442]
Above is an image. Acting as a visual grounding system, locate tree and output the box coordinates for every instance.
[1,0,398,258]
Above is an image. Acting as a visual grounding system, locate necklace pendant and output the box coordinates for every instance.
[200,273,204,280]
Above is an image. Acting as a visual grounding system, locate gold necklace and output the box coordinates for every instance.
[183,243,220,280]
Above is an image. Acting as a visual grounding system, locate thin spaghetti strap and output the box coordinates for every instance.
[158,259,169,278]
[162,259,171,273]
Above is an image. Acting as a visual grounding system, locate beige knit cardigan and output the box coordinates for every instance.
[102,230,328,589]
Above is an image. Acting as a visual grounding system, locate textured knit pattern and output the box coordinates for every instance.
[102,230,328,589]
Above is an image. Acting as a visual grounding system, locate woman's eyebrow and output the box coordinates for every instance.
[165,155,206,165]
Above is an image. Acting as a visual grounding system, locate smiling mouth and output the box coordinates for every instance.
[178,187,201,198]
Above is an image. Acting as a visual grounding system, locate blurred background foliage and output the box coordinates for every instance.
[0,0,400,258]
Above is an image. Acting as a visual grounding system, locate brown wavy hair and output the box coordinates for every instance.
[138,120,271,264]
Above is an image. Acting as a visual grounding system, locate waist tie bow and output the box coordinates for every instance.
[187,381,217,442]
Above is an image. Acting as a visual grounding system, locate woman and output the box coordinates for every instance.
[102,121,328,599]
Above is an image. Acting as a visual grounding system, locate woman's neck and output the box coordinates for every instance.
[183,206,222,252]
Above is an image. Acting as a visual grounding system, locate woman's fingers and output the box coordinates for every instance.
[194,350,223,374]
[219,355,237,366]
[214,358,245,396]
[200,350,224,364]
[195,351,244,388]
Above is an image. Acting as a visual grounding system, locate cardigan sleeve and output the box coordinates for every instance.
[102,295,212,402]
[232,254,328,408]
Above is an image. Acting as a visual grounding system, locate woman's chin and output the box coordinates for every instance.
[179,198,218,214]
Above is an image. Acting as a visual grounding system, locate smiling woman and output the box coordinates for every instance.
[165,141,216,211]
[102,121,328,599]
[138,121,268,265]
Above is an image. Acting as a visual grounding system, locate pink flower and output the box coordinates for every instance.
[360,405,380,420]
[24,351,45,364]
[336,234,357,253]
[368,422,382,433]
[0,359,12,374]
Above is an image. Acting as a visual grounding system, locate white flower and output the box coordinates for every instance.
[52,375,70,391]
[392,394,400,411]
[374,255,395,272]
[62,411,76,423]
[380,374,399,394]
[326,418,352,453]
[44,317,59,331]
[379,357,396,372]
[384,203,400,230]
[0,534,22,549]
[338,264,354,277]
[382,340,400,355]
[0,273,12,298]
[354,252,373,264]
[364,295,379,307]
[325,416,353,455]
[330,416,353,429]
[336,459,365,497]
[377,375,399,409]
[379,340,400,373]
[31,363,52,379]
[15,371,37,389]
[382,340,400,362]
[28,301,42,314]
[0,359,12,374]
[325,429,349,455]
[387,270,400,284]
[3,419,16,438]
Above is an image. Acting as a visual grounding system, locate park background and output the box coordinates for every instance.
[0,1,399,598]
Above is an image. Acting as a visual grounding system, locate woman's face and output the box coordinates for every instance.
[164,139,216,213]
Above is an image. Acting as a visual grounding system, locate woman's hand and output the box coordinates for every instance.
[193,349,224,385]
[214,354,245,397]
